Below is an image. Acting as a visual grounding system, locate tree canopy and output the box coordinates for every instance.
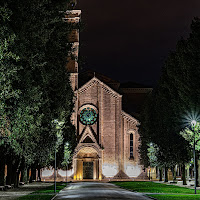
[0,0,77,185]
[139,18,200,173]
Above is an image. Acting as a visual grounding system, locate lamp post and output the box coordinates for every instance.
[191,120,197,194]
[64,142,71,185]
[54,147,56,193]
[66,163,68,185]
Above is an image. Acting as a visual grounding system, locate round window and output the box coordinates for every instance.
[80,107,98,125]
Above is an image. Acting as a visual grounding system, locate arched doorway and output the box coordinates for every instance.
[73,146,102,180]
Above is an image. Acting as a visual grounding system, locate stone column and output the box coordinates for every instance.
[93,160,96,180]
[73,158,77,180]
[99,158,102,180]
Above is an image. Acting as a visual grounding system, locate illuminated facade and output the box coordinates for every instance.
[66,10,152,180]
[71,76,145,180]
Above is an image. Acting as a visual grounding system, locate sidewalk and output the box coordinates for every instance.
[0,182,53,200]
[154,180,200,190]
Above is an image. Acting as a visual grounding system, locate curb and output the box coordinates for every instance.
[51,193,59,200]
[51,183,70,200]
[144,195,158,200]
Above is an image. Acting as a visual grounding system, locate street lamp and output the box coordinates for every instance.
[63,142,71,185]
[191,120,197,194]
[54,146,56,193]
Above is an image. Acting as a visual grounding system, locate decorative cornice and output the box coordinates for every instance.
[120,88,153,94]
[121,110,139,125]
[78,77,122,99]
[127,129,137,134]
[65,10,81,16]
[63,17,80,23]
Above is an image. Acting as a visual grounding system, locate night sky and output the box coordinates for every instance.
[76,0,200,86]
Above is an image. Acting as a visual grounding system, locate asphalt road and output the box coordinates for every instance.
[54,182,151,200]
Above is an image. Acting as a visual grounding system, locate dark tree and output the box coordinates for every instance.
[138,18,200,183]
[0,0,76,186]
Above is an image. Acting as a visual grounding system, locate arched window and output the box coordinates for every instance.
[130,133,134,158]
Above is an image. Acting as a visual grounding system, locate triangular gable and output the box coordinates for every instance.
[82,136,94,143]
[78,77,122,98]
[121,110,139,125]
[79,126,98,145]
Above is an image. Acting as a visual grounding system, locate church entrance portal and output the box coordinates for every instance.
[74,146,101,180]
[83,162,93,179]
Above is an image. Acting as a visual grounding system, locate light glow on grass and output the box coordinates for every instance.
[147,194,200,200]
[112,181,200,194]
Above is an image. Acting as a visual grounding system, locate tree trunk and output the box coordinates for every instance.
[181,164,187,185]
[11,163,19,187]
[11,160,20,188]
[0,157,5,186]
[27,168,30,183]
[172,166,176,182]
[164,167,168,182]
[11,168,15,187]
[186,164,190,182]
[15,169,20,188]
[11,165,17,187]
[37,166,41,182]
[159,168,162,181]
[30,165,36,183]
[6,160,12,185]
[20,167,27,183]
[19,160,27,183]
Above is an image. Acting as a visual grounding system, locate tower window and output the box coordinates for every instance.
[130,133,134,159]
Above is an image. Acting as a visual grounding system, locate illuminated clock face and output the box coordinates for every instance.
[80,107,98,125]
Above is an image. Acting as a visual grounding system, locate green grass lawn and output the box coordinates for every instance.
[112,181,199,194]
[16,194,54,200]
[16,182,67,200]
[33,182,67,193]
[147,194,200,200]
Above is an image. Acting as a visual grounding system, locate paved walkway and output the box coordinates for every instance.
[0,182,52,200]
[154,180,200,190]
[54,182,151,200]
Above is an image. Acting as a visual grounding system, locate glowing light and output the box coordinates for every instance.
[78,174,82,180]
[102,164,118,177]
[41,168,54,177]
[124,164,142,177]
[58,169,74,177]
[99,175,102,180]
[75,172,83,180]
[182,110,200,128]
[191,120,197,127]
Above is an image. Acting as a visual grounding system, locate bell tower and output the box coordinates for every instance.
[64,8,81,91]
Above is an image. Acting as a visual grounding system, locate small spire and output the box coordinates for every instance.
[94,72,96,77]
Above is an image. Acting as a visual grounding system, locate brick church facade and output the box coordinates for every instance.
[71,72,147,180]
[66,10,151,180]
[41,9,151,181]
